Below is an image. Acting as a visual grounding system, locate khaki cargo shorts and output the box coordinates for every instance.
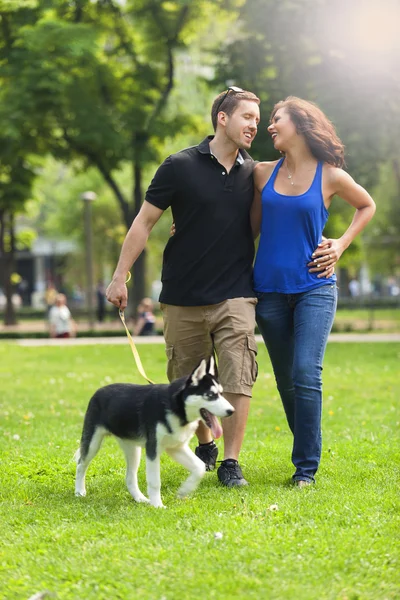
[160,297,258,397]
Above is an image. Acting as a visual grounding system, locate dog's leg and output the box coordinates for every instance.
[145,455,165,508]
[166,445,206,499]
[117,439,149,504]
[75,427,106,497]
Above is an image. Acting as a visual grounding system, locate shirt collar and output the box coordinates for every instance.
[198,135,250,164]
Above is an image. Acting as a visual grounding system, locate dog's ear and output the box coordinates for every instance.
[190,359,207,386]
[206,355,216,377]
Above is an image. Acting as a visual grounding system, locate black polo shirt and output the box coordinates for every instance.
[145,136,255,306]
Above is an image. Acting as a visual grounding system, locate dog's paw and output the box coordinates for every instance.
[75,490,86,497]
[150,500,166,509]
[132,492,150,504]
[177,483,194,498]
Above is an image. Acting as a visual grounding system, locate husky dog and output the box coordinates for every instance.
[75,357,234,508]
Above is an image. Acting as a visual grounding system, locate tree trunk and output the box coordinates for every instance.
[0,211,17,326]
[130,155,146,317]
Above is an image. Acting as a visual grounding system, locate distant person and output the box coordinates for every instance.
[96,281,106,323]
[45,282,57,314]
[72,284,84,307]
[134,298,156,336]
[49,294,77,338]
[349,279,360,298]
[388,278,400,297]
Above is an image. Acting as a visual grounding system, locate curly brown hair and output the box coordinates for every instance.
[271,96,345,168]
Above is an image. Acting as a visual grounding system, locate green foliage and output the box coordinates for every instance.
[0,342,399,599]
[1,0,238,211]
[2,0,399,291]
[214,0,400,276]
[0,0,242,306]
[365,163,400,275]
[18,1,239,294]
[30,156,174,290]
[216,0,399,184]
[31,158,127,285]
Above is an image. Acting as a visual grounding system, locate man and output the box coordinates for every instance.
[106,87,260,487]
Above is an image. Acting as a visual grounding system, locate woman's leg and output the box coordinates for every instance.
[256,293,295,433]
[291,284,337,482]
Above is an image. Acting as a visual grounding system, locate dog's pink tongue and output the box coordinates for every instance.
[210,414,223,440]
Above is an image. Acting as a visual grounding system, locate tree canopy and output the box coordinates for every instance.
[214,0,400,275]
[1,0,240,309]
[1,0,399,316]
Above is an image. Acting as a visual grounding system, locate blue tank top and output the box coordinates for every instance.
[253,158,336,293]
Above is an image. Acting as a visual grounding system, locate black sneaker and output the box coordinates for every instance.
[217,459,248,487]
[195,441,218,471]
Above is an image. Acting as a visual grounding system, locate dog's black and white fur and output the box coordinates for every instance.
[75,357,233,508]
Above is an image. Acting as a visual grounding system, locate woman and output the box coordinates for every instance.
[134,297,156,336]
[251,96,375,487]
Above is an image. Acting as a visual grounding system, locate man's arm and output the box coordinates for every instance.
[250,188,262,240]
[106,201,164,309]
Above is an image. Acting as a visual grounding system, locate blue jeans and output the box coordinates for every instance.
[256,284,337,482]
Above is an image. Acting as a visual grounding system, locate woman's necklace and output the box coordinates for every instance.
[286,161,295,186]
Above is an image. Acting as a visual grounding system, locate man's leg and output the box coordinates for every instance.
[210,298,258,486]
[221,392,250,460]
[161,303,216,453]
[216,392,250,487]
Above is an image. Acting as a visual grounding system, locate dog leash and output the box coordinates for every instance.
[118,272,155,385]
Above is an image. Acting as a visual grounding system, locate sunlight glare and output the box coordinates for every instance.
[351,1,400,56]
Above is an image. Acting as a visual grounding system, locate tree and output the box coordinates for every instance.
[3,0,239,311]
[214,0,400,277]
[0,154,36,324]
[0,0,46,324]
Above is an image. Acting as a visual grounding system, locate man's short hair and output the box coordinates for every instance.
[211,89,260,131]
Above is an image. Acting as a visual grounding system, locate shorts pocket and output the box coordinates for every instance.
[166,345,174,360]
[241,334,258,386]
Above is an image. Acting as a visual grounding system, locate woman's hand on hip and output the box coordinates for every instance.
[308,238,344,279]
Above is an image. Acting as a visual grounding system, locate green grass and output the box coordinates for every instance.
[333,308,400,332]
[0,342,399,600]
[336,307,400,321]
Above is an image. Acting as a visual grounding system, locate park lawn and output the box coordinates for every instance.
[0,342,399,600]
[336,308,400,320]
[333,308,400,332]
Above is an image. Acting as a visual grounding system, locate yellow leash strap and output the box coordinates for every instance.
[118,272,155,385]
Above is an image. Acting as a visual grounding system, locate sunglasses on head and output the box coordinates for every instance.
[216,86,244,113]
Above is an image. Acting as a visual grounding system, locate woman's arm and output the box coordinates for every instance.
[309,168,376,277]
